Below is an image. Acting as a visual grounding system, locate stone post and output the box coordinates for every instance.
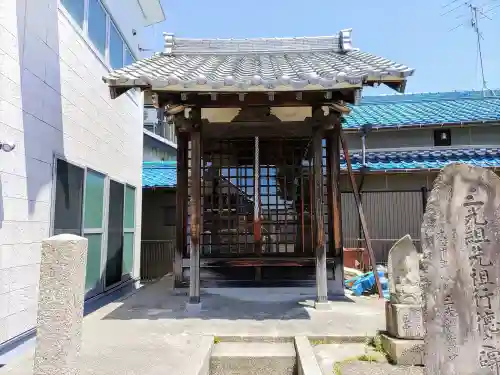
[380,234,424,365]
[33,234,88,375]
[421,163,500,375]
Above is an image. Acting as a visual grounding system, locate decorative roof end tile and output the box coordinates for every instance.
[164,32,175,54]
[339,28,353,52]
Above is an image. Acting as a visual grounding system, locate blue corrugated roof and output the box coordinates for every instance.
[143,161,176,188]
[142,148,500,188]
[342,147,500,171]
[344,89,500,129]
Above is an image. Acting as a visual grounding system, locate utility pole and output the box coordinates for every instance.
[469,3,489,95]
[442,0,498,96]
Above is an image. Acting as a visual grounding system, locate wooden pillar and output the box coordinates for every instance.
[326,123,343,260]
[312,127,328,305]
[189,126,202,304]
[175,131,188,287]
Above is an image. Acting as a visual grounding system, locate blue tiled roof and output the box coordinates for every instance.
[343,89,500,129]
[142,148,500,188]
[342,148,500,171]
[143,161,176,188]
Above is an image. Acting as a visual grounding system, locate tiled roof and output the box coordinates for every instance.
[143,161,176,188]
[103,29,413,93]
[342,147,500,171]
[343,89,500,129]
[142,148,500,188]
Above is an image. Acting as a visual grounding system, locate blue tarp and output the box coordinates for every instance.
[345,270,389,298]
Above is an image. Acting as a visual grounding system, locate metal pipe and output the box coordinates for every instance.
[254,136,262,252]
[300,173,305,253]
[361,133,367,166]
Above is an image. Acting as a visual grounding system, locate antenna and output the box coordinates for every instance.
[442,0,498,96]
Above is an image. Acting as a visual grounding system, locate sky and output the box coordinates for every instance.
[141,0,500,95]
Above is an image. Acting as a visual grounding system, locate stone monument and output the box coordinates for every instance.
[33,234,88,375]
[421,163,500,375]
[381,234,424,365]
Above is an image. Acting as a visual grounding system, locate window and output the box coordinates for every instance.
[83,170,106,295]
[105,180,124,287]
[53,159,85,236]
[61,0,85,27]
[125,47,135,66]
[434,129,451,146]
[123,185,136,276]
[60,0,136,70]
[87,0,107,56]
[110,22,124,69]
[52,159,137,297]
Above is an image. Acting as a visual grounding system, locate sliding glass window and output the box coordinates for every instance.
[53,159,136,294]
[87,0,107,56]
[83,170,106,296]
[123,185,136,276]
[105,180,124,287]
[53,159,84,236]
[60,0,85,27]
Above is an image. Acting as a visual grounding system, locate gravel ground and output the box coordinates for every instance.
[336,361,424,375]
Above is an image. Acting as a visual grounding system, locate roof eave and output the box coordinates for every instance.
[105,78,410,100]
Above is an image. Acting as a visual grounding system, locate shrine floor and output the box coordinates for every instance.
[0,275,386,375]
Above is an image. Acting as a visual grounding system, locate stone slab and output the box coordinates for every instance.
[185,302,203,315]
[210,342,296,375]
[314,301,332,311]
[421,164,500,374]
[385,302,423,339]
[0,333,215,375]
[380,333,423,366]
[211,342,295,357]
[313,342,370,374]
[293,336,323,375]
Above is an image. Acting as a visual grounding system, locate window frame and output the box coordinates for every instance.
[50,154,137,298]
[51,157,86,237]
[86,0,108,58]
[123,184,137,277]
[60,0,86,29]
[82,168,108,297]
[109,19,126,70]
[58,0,137,71]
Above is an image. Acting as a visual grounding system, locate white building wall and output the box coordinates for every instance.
[0,0,145,344]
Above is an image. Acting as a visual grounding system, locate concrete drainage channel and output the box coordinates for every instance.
[204,336,368,375]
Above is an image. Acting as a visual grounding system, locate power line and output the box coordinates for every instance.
[441,1,497,96]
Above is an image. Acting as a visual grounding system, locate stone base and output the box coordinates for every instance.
[314,301,332,311]
[380,333,424,366]
[185,302,203,315]
[385,302,423,339]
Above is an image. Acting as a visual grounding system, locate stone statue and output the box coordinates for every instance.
[381,234,425,366]
[387,234,422,305]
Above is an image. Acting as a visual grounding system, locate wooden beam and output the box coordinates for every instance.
[189,109,202,304]
[326,123,343,259]
[202,121,313,139]
[312,127,328,304]
[340,130,384,299]
[175,131,189,287]
[157,90,357,108]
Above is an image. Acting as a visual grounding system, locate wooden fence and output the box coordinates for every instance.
[140,240,175,282]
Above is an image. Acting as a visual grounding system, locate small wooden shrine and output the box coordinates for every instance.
[103,29,414,307]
